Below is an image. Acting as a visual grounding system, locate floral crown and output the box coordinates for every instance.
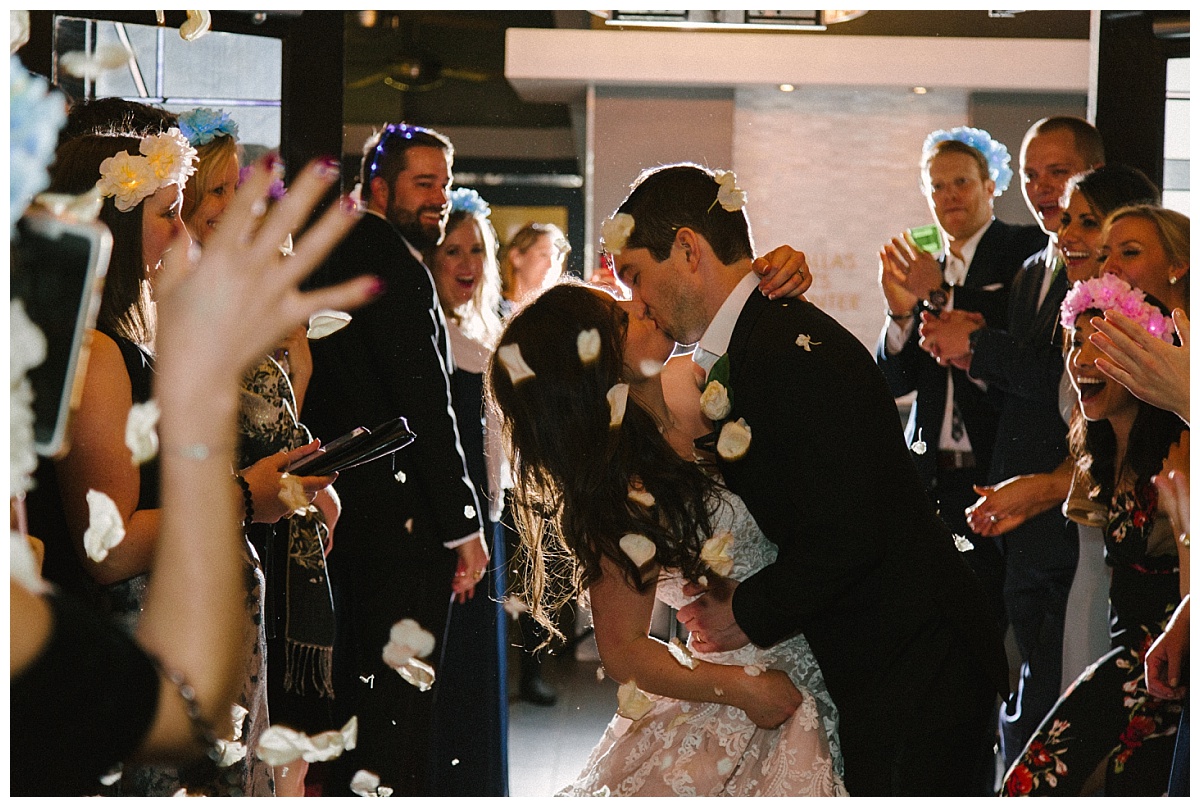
[448,187,491,218]
[177,107,238,146]
[1060,272,1175,343]
[923,126,1013,196]
[97,128,197,213]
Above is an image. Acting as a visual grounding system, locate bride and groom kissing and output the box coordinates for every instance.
[490,164,1008,797]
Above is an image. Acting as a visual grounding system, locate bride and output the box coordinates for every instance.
[487,281,846,796]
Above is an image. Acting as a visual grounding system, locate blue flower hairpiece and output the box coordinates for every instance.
[178,107,239,146]
[448,187,491,218]
[923,126,1013,196]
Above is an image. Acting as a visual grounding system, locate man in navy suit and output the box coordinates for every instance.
[917,116,1105,770]
[612,163,1008,795]
[876,131,1044,631]
[303,124,487,795]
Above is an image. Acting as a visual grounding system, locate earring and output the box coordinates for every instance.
[1170,274,1179,285]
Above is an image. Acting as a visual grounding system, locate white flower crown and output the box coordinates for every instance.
[97,128,197,213]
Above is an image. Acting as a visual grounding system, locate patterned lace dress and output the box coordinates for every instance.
[559,490,846,797]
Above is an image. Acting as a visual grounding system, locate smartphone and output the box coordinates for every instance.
[12,210,112,458]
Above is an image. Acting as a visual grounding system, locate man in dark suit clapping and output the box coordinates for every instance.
[610,163,1008,795]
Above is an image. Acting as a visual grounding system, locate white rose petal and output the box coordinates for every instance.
[619,533,656,568]
[600,213,635,254]
[214,739,248,768]
[229,702,249,741]
[697,574,708,588]
[381,618,436,669]
[668,637,698,670]
[596,665,606,682]
[83,489,125,563]
[668,713,690,730]
[404,518,414,534]
[394,470,407,484]
[700,531,735,577]
[502,596,530,619]
[699,380,731,421]
[173,788,189,797]
[11,10,30,54]
[953,534,975,552]
[497,343,536,385]
[577,328,601,365]
[713,686,724,697]
[396,657,436,691]
[794,333,822,352]
[308,310,352,339]
[350,769,393,797]
[34,185,104,223]
[125,400,161,466]
[607,383,629,429]
[716,417,751,461]
[627,488,656,508]
[59,44,127,80]
[99,766,122,786]
[179,9,212,41]
[278,473,309,514]
[743,664,764,677]
[638,359,664,378]
[616,680,654,721]
[256,716,358,766]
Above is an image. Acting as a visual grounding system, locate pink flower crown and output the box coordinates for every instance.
[1060,272,1175,343]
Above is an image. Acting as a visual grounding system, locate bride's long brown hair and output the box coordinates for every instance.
[487,282,717,642]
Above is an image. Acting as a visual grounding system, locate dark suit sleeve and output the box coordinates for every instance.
[728,302,933,647]
[874,320,922,398]
[306,220,482,546]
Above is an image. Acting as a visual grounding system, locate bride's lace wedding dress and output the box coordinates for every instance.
[559,490,847,797]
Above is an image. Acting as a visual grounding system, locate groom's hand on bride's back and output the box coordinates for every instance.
[678,575,751,653]
[742,670,805,729]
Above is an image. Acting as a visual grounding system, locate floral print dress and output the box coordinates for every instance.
[1002,482,1183,797]
[559,490,846,797]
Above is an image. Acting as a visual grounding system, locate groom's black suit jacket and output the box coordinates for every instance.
[717,291,1008,789]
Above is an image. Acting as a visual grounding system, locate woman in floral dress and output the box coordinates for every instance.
[1002,271,1187,796]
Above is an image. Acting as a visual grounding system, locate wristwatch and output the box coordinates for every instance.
[920,282,951,315]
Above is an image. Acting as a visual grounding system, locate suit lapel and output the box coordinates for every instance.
[725,290,769,395]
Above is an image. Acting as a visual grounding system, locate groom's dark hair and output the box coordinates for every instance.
[616,163,755,265]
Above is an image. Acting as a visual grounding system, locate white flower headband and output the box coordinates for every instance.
[97,127,197,213]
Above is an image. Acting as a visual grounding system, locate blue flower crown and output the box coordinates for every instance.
[448,187,491,218]
[178,107,239,146]
[922,126,1013,196]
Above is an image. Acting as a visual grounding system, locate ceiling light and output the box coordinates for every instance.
[779,83,795,92]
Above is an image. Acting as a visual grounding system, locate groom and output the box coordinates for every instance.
[609,164,1008,796]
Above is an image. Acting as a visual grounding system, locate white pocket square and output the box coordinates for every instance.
[981,283,1004,292]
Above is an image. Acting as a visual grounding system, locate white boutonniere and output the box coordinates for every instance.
[601,213,635,254]
[709,170,746,213]
[910,427,927,456]
[125,400,160,466]
[953,534,975,552]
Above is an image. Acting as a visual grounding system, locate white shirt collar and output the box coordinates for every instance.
[942,217,993,285]
[695,271,760,369]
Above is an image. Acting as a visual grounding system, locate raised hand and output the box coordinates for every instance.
[878,232,942,317]
[1090,308,1190,424]
[754,244,813,300]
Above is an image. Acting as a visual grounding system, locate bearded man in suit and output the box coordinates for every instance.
[611,163,1008,796]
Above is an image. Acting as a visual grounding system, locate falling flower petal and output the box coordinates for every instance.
[794,333,822,351]
[214,739,248,767]
[627,488,656,508]
[99,766,122,786]
[619,533,656,568]
[83,489,125,563]
[714,686,725,696]
[699,380,731,421]
[577,328,601,364]
[498,343,535,385]
[668,713,690,730]
[33,185,104,222]
[616,680,654,720]
[11,10,30,54]
[712,170,747,212]
[59,44,127,80]
[396,657,436,691]
[381,618,436,669]
[697,574,708,588]
[607,383,629,428]
[125,400,160,466]
[596,665,606,682]
[700,531,735,577]
[179,10,212,41]
[716,418,751,461]
[600,213,635,254]
[953,534,975,552]
[278,473,309,515]
[668,637,698,670]
[172,788,189,797]
[502,596,529,619]
[308,309,352,339]
[638,359,664,378]
[229,702,249,740]
[744,664,764,677]
[256,716,358,766]
[350,770,393,797]
[404,518,414,534]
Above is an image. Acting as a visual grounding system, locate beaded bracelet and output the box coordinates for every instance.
[233,472,254,530]
[151,658,223,763]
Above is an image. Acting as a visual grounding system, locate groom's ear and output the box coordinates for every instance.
[674,228,702,272]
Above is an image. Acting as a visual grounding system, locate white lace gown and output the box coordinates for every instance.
[559,491,847,797]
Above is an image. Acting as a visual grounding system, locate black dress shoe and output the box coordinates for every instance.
[520,675,559,706]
